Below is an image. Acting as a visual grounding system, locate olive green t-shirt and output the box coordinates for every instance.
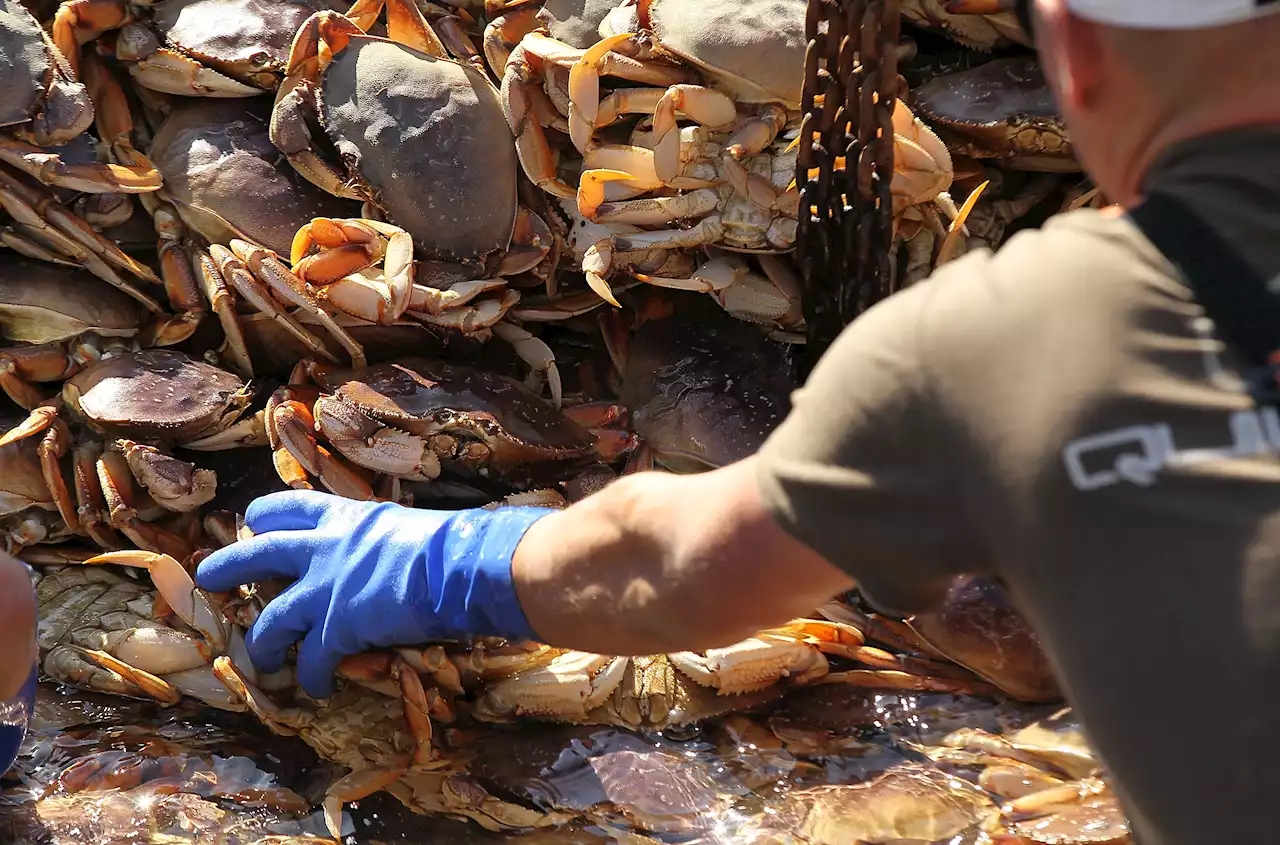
[757,127,1280,845]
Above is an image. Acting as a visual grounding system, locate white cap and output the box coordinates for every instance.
[1066,0,1280,29]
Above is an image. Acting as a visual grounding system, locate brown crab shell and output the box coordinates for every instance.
[0,0,92,141]
[0,0,49,127]
[64,349,249,442]
[0,258,141,344]
[622,316,793,473]
[149,99,360,255]
[150,0,338,89]
[540,0,622,48]
[316,36,519,264]
[643,0,808,109]
[315,359,594,464]
[908,575,1063,703]
[912,57,1074,163]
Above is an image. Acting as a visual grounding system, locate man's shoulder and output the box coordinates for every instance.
[911,206,1191,356]
[940,206,1178,306]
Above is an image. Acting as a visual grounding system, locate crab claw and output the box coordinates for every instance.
[0,402,59,448]
[578,169,638,220]
[581,240,623,308]
[934,180,989,268]
[84,550,229,652]
[568,32,637,154]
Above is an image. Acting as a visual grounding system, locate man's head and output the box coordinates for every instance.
[1030,0,1280,205]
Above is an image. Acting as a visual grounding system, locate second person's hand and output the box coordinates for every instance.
[195,490,552,698]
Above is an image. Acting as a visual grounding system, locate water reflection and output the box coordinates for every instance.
[0,682,1124,844]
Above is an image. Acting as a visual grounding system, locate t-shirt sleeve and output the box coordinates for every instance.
[755,260,987,614]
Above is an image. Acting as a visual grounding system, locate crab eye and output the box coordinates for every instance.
[249,51,272,67]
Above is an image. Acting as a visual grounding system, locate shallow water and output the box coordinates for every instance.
[0,680,1110,845]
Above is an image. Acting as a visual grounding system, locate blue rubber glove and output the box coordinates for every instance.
[0,662,37,777]
[195,490,552,698]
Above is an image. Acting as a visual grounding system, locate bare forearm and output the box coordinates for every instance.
[0,555,36,700]
[512,458,854,656]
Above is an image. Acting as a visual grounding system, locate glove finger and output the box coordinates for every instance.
[195,532,314,592]
[243,580,319,674]
[295,625,344,699]
[245,490,345,535]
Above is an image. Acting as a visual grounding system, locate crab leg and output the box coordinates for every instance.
[74,441,124,548]
[502,45,579,199]
[497,206,555,276]
[579,146,665,206]
[594,88,665,127]
[95,450,199,562]
[45,645,183,705]
[85,549,230,651]
[410,290,519,333]
[116,37,264,97]
[0,229,77,265]
[525,30,693,87]
[492,321,561,409]
[0,135,160,195]
[650,86,738,183]
[567,32,638,153]
[79,52,165,187]
[725,105,789,160]
[577,168,640,220]
[409,279,508,315]
[481,2,541,73]
[0,344,77,409]
[312,394,443,482]
[613,216,726,251]
[345,0,449,58]
[0,169,165,312]
[266,386,377,499]
[592,187,721,226]
[0,404,59,450]
[292,218,415,324]
[822,669,1000,696]
[36,417,78,532]
[633,254,748,293]
[187,248,253,377]
[207,244,338,365]
[50,0,130,76]
[230,240,366,367]
[114,439,217,513]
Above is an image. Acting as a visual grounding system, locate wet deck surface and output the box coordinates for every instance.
[0,681,1096,844]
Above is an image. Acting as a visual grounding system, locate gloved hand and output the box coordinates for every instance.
[195,490,552,698]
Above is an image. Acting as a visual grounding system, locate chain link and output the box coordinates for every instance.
[797,0,901,376]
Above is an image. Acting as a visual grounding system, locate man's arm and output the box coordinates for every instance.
[513,457,856,656]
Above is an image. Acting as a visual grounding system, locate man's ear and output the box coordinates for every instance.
[1035,0,1106,110]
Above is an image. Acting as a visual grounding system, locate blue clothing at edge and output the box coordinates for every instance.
[0,663,37,776]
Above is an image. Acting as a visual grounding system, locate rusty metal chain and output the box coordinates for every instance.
[797,0,901,376]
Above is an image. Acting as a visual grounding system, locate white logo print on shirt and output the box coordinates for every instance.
[1062,316,1279,491]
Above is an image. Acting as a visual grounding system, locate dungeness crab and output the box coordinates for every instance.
[51,0,339,95]
[471,616,997,730]
[0,350,261,557]
[0,0,159,194]
[912,56,1076,172]
[271,0,550,279]
[0,258,142,409]
[32,550,243,709]
[0,407,77,553]
[265,357,597,499]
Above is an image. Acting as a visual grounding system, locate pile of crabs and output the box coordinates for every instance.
[0,0,1125,840]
